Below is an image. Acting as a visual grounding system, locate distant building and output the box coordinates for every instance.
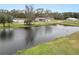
[35,17,54,22]
[66,18,78,21]
[13,18,25,24]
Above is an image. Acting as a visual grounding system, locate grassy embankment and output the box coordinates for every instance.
[32,20,79,26]
[0,20,79,29]
[17,31,79,55]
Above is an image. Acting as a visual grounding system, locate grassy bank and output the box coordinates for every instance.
[32,20,79,27]
[17,32,79,55]
[59,20,79,26]
[0,23,26,29]
[0,20,79,29]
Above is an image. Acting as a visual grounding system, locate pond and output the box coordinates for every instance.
[0,25,79,55]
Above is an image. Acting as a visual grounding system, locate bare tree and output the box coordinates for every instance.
[35,8,44,17]
[25,5,35,26]
[44,9,52,17]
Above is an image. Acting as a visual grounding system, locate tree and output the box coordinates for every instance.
[10,9,26,18]
[25,5,35,26]
[63,12,74,19]
[51,12,61,19]
[72,12,79,18]
[15,13,26,18]
[44,9,52,17]
[10,9,18,18]
[6,14,13,28]
[0,12,13,28]
[35,8,44,17]
[0,14,6,28]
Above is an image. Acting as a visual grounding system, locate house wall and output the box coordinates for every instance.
[66,18,78,21]
[35,17,51,22]
[13,18,25,24]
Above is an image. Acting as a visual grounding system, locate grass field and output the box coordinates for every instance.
[32,20,79,27]
[17,31,79,55]
[0,20,79,29]
[0,23,25,29]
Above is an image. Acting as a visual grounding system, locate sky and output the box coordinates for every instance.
[0,4,79,12]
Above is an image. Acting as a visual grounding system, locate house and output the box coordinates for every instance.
[13,18,25,24]
[35,17,53,22]
[66,18,78,21]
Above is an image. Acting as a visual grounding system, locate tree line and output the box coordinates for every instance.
[9,9,79,20]
[10,9,79,20]
[0,6,79,20]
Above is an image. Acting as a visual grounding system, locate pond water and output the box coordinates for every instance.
[0,25,79,55]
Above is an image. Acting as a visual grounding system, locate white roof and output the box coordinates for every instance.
[66,18,78,20]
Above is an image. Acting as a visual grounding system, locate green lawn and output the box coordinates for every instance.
[16,32,79,55]
[59,20,79,26]
[0,23,25,29]
[0,20,79,29]
[29,20,79,27]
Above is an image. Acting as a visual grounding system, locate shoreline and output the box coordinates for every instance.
[16,31,79,55]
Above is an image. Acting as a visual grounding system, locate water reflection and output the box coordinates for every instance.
[0,29,14,40]
[0,29,7,39]
[25,29,37,48]
[45,26,53,34]
[7,29,14,39]
[0,26,79,54]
